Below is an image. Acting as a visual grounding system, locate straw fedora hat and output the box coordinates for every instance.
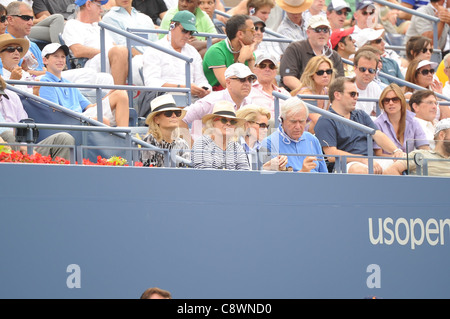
[0,34,29,59]
[276,0,313,14]
[145,94,186,126]
[201,100,246,125]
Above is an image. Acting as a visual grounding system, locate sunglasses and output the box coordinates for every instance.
[0,46,23,53]
[214,117,238,125]
[11,14,34,21]
[371,38,383,44]
[315,68,333,76]
[0,15,6,23]
[382,97,401,104]
[361,10,375,16]
[229,76,255,83]
[421,48,434,54]
[346,91,359,98]
[312,27,330,34]
[417,68,435,76]
[257,63,276,70]
[162,110,182,117]
[335,9,349,16]
[255,26,265,32]
[251,121,269,129]
[357,66,377,74]
[180,27,195,35]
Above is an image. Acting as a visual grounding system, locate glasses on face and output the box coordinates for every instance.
[382,97,401,105]
[257,63,276,70]
[422,48,433,54]
[313,27,330,34]
[241,27,256,33]
[11,15,34,21]
[229,76,255,83]
[371,38,383,44]
[214,117,238,125]
[335,9,349,16]
[0,46,23,53]
[345,91,359,98]
[420,100,439,107]
[251,121,270,129]
[361,10,375,16]
[255,26,265,33]
[91,0,103,7]
[180,26,195,35]
[357,66,377,74]
[315,68,333,76]
[0,15,6,23]
[162,110,182,118]
[417,68,435,76]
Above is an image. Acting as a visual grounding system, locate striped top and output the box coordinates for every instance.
[191,135,250,170]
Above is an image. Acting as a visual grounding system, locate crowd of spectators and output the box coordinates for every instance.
[0,0,449,176]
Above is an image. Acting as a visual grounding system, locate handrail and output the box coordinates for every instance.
[373,0,439,50]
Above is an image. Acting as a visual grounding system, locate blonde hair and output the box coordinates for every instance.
[147,112,180,143]
[291,56,335,96]
[236,105,271,122]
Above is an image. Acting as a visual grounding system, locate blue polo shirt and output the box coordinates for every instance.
[315,107,378,156]
[39,72,91,113]
[261,125,328,173]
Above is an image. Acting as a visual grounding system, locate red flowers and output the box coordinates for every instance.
[0,147,143,167]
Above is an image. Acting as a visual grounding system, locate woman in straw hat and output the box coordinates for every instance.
[140,94,190,167]
[0,33,36,95]
[191,100,250,170]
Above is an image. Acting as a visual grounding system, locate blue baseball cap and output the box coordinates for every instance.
[75,0,109,6]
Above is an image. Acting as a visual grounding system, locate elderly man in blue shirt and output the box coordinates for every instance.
[260,96,328,173]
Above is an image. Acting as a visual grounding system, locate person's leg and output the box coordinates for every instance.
[106,90,129,127]
[35,132,75,161]
[108,46,129,85]
[29,14,64,43]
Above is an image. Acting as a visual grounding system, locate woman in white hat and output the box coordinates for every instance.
[404,59,450,120]
[140,94,190,167]
[191,100,250,170]
[0,33,36,95]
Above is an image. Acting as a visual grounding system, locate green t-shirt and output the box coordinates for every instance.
[159,7,217,41]
[202,40,252,87]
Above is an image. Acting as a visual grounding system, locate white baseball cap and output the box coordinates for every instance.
[224,63,257,80]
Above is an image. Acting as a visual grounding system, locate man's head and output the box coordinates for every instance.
[250,16,265,45]
[0,33,28,69]
[178,0,198,14]
[326,0,351,30]
[276,0,312,26]
[6,1,34,38]
[169,10,197,49]
[224,63,256,101]
[280,96,309,141]
[434,118,450,154]
[253,52,278,85]
[328,76,358,111]
[353,28,384,52]
[330,27,355,54]
[225,14,255,45]
[306,15,331,49]
[354,50,378,88]
[353,0,376,29]
[409,89,438,122]
[140,287,172,299]
[42,43,70,75]
[75,0,107,22]
[247,0,274,22]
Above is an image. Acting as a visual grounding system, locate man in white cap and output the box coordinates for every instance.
[279,14,345,91]
[326,0,352,31]
[384,118,450,176]
[248,52,289,118]
[276,0,313,52]
[61,0,136,86]
[180,63,255,140]
[39,43,130,127]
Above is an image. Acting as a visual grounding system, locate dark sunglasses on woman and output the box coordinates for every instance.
[421,48,433,54]
[162,110,182,117]
[382,97,400,105]
[417,68,435,76]
[215,117,238,125]
[315,69,333,76]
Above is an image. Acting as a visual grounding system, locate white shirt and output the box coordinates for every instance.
[142,35,210,89]
[415,117,437,149]
[355,81,382,117]
[443,81,450,98]
[62,19,115,52]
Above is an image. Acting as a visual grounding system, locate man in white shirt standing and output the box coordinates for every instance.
[140,10,211,117]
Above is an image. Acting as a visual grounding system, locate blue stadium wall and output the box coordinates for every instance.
[0,163,449,299]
